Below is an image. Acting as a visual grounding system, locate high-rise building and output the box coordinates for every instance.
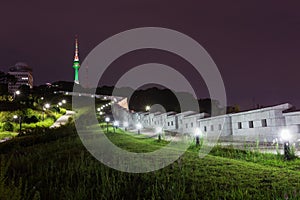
[73,35,80,84]
[8,62,33,94]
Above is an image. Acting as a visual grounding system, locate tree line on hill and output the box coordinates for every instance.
[0,79,240,114]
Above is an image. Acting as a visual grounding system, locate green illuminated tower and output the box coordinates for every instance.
[73,35,80,84]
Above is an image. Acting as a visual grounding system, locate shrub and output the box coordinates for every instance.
[3,122,13,132]
[23,116,39,124]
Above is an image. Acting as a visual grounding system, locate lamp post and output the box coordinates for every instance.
[280,129,292,160]
[156,127,162,141]
[13,115,22,134]
[113,121,119,133]
[136,123,142,134]
[195,128,201,146]
[43,103,50,121]
[145,105,151,111]
[123,121,128,131]
[14,90,20,100]
[105,117,110,133]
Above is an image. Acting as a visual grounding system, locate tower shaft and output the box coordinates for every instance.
[73,35,80,84]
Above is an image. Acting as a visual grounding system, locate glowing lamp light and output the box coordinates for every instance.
[97,108,101,112]
[280,129,291,141]
[105,117,110,122]
[145,105,151,111]
[44,103,50,109]
[113,121,119,127]
[155,127,162,133]
[15,90,20,95]
[62,99,67,104]
[136,123,142,130]
[99,111,103,115]
[13,115,18,119]
[194,127,202,137]
[58,102,62,106]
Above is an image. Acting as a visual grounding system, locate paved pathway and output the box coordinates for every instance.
[50,110,75,128]
[128,127,183,142]
[128,127,300,156]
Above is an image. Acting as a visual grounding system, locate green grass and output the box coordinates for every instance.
[0,131,18,140]
[1,124,300,199]
[0,108,65,133]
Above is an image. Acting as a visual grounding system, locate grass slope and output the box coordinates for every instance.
[0,125,300,199]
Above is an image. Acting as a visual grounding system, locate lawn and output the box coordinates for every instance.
[0,131,17,140]
[0,108,66,135]
[1,124,300,200]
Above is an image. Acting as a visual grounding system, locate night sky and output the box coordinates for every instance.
[1,0,300,109]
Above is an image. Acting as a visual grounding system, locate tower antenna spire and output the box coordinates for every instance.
[73,34,80,84]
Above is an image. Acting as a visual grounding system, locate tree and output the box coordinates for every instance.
[0,71,17,97]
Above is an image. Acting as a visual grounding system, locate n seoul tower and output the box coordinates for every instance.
[73,35,80,84]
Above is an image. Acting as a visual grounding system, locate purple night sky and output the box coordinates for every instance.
[1,0,300,109]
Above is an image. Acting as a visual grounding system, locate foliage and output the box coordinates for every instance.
[2,122,13,132]
[0,132,18,140]
[23,116,39,124]
[0,157,22,200]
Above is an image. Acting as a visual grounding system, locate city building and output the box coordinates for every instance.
[8,62,33,94]
[112,100,300,143]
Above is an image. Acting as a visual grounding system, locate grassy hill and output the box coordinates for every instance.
[1,123,300,200]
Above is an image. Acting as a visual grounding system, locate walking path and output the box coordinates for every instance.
[128,127,300,156]
[50,110,75,128]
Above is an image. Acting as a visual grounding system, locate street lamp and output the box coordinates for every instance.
[145,105,151,111]
[280,129,292,160]
[123,121,129,131]
[105,117,110,133]
[45,103,50,109]
[156,127,163,141]
[58,102,63,106]
[14,90,20,100]
[195,128,202,146]
[43,103,51,121]
[13,115,22,134]
[113,121,119,133]
[136,123,142,134]
[62,99,66,104]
